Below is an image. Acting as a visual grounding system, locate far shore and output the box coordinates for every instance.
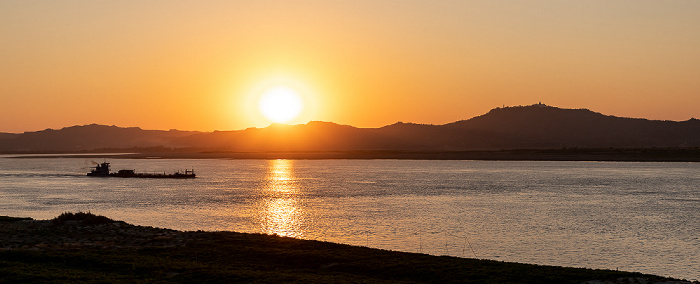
[5,148,700,162]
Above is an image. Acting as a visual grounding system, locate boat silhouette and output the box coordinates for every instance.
[87,162,195,179]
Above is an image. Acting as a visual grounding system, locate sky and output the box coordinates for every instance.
[2,1,699,133]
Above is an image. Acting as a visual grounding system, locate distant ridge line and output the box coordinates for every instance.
[2,104,700,153]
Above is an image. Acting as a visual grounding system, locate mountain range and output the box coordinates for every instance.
[2,104,699,153]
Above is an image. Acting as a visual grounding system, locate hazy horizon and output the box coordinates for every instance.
[2,1,699,133]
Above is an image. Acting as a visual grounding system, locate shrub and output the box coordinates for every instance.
[51,212,117,225]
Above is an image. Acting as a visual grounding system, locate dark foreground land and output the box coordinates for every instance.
[0,213,693,283]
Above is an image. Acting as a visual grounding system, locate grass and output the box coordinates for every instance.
[0,216,32,222]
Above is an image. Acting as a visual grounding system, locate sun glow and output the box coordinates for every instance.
[258,86,304,124]
[238,74,323,128]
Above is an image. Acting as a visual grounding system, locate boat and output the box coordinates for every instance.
[87,162,196,179]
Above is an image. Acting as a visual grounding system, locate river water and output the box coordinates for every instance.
[1,156,698,280]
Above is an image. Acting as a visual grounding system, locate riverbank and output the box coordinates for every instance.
[7,148,700,162]
[1,213,693,283]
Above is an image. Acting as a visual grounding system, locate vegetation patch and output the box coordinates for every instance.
[51,211,121,225]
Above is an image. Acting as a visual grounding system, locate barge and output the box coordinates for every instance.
[87,162,196,179]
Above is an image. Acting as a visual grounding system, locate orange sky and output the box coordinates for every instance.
[2,1,699,133]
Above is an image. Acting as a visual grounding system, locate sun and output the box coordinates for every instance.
[258,86,304,124]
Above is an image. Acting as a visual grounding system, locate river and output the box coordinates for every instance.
[1,156,698,280]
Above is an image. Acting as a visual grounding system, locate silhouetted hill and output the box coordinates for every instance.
[175,121,407,152]
[0,133,19,141]
[444,104,700,149]
[2,104,700,153]
[0,124,198,152]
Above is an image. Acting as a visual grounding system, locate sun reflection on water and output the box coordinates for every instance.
[259,159,305,238]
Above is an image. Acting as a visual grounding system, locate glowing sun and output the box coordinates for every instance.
[258,86,304,124]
